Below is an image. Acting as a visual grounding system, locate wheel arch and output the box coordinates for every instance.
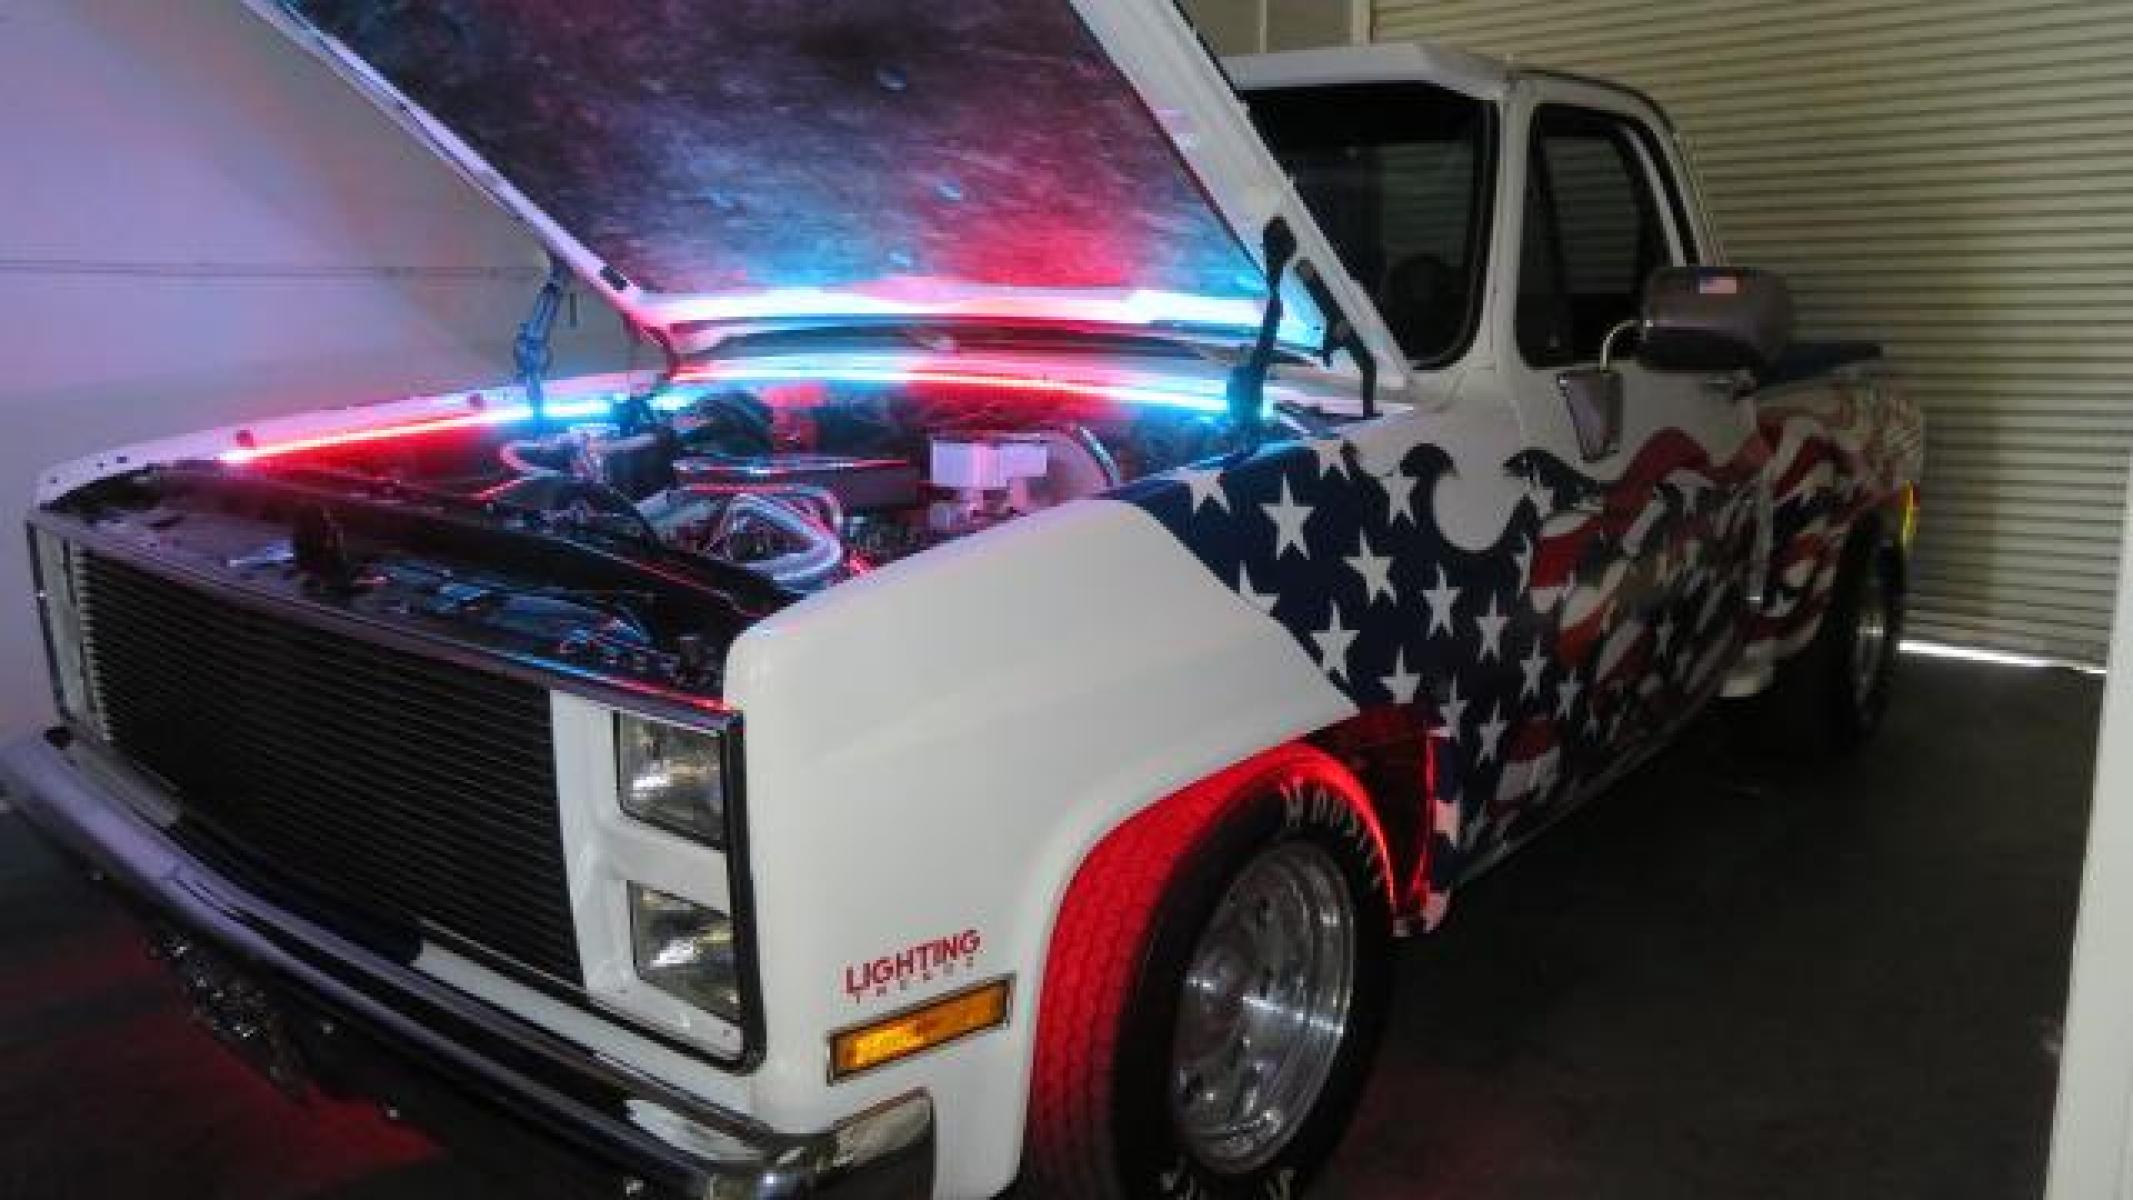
[1029,737,1404,979]
[1752,375,1922,667]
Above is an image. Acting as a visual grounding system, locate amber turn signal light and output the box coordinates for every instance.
[829,978,1012,1081]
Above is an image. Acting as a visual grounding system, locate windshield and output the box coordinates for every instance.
[287,0,1267,313]
[1246,82,1494,367]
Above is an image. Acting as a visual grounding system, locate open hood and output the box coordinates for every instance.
[244,0,1401,381]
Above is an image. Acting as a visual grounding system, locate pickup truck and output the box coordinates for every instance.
[5,5,1923,1198]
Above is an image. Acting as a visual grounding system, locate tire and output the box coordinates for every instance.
[1742,524,1904,759]
[1024,744,1395,1199]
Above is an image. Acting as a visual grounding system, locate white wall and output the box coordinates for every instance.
[2047,470,2133,1198]
[0,0,630,733]
[1182,0,1365,54]
[1183,0,1266,54]
[1267,0,1364,52]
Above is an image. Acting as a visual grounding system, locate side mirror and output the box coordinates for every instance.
[1635,266,1794,376]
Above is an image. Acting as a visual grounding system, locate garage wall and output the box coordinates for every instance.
[1374,0,2133,663]
[0,1,629,733]
[2046,484,2133,1199]
[1182,0,1364,54]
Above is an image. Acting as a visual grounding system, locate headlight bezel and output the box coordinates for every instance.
[627,881,743,1023]
[613,710,732,849]
[584,701,765,1070]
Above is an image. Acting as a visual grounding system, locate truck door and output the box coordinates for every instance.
[1498,94,1764,801]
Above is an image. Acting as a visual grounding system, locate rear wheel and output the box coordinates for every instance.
[1743,525,1904,758]
[1025,745,1394,1198]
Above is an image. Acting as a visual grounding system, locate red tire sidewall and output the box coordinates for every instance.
[1089,749,1395,1198]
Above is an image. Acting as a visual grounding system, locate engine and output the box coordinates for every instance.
[475,382,1237,592]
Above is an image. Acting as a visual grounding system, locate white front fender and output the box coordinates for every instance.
[724,497,1352,1197]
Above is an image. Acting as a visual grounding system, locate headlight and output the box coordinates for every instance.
[615,713,727,846]
[628,883,740,1021]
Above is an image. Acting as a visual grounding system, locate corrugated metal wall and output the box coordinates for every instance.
[1375,0,2133,662]
[1181,0,1362,53]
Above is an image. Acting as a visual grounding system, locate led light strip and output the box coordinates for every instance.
[675,363,1232,414]
[217,393,691,464]
[220,364,1232,465]
[218,408,523,463]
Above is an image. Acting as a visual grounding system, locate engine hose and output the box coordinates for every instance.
[711,492,845,589]
[478,473,662,545]
[498,439,560,477]
[678,483,845,533]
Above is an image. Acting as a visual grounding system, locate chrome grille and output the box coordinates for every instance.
[72,548,582,984]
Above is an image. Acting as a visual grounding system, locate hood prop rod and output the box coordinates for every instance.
[1226,218,1299,451]
[515,256,570,431]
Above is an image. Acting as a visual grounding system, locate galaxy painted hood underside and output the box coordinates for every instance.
[276,0,1268,318]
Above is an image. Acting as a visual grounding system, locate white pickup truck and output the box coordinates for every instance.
[7,4,1922,1198]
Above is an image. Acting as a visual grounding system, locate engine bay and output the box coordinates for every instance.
[449,376,1260,590]
[47,369,1324,693]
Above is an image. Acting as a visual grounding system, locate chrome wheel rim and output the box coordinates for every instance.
[1170,841,1356,1173]
[1853,568,1891,707]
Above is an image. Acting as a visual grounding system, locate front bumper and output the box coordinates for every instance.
[0,731,934,1199]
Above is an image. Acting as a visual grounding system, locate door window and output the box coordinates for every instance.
[1517,106,1685,367]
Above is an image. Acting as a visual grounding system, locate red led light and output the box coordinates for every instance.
[1409,731,1440,910]
[223,364,1227,466]
[220,410,514,464]
[674,363,1228,413]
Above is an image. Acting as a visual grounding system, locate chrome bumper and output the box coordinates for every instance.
[1,731,933,1199]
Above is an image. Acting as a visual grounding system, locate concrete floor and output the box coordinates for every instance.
[0,654,2100,1198]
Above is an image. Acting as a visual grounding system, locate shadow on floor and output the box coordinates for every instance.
[1323,654,2097,1199]
[0,655,2100,1198]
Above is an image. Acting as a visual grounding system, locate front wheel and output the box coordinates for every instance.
[1024,745,1394,1198]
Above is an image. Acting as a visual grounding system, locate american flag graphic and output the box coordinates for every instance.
[1120,422,1766,922]
[1750,379,1923,659]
